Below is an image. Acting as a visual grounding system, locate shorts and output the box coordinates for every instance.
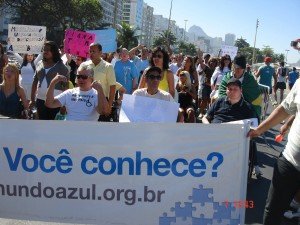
[275,82,286,90]
[199,84,211,100]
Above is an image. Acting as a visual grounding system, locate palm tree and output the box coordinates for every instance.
[153,30,177,48]
[116,22,138,49]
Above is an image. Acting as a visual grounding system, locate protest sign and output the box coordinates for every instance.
[0,120,249,225]
[64,29,95,58]
[221,45,238,60]
[87,28,117,53]
[7,24,46,54]
[119,94,179,122]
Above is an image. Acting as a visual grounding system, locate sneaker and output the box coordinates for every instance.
[252,165,262,177]
[272,101,278,106]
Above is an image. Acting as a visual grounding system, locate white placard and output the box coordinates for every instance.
[119,94,179,122]
[221,45,238,60]
[7,24,46,54]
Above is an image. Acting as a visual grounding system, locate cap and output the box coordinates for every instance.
[227,77,242,88]
[233,55,246,69]
[264,57,272,63]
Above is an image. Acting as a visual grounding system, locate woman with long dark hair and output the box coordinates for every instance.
[138,47,175,97]
[12,52,42,102]
[30,41,69,120]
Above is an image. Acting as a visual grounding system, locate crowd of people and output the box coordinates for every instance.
[0,39,299,225]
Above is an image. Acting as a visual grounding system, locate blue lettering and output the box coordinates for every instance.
[136,151,152,175]
[98,157,116,175]
[189,159,206,177]
[40,155,56,173]
[3,147,23,171]
[153,158,170,176]
[81,156,98,174]
[171,158,188,177]
[22,154,39,172]
[56,149,73,174]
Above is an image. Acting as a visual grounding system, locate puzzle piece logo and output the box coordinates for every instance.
[159,185,240,225]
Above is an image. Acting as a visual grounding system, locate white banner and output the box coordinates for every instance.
[0,120,249,225]
[7,24,46,54]
[120,94,179,122]
[221,45,238,60]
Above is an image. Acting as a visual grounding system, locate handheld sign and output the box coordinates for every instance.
[64,29,95,58]
[87,28,117,53]
[7,24,46,54]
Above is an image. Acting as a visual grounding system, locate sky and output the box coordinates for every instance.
[144,0,300,63]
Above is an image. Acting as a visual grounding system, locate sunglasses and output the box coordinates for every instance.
[179,73,186,77]
[146,74,162,80]
[152,54,163,59]
[76,75,89,80]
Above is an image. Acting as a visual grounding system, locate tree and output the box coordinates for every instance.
[234,37,250,49]
[2,0,103,44]
[152,30,177,48]
[116,22,138,49]
[261,45,274,57]
[177,41,197,55]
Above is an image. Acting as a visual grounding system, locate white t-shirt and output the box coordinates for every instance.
[169,63,180,75]
[56,87,99,121]
[133,88,174,102]
[277,67,287,83]
[281,79,300,171]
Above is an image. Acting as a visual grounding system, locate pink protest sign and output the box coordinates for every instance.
[64,29,95,58]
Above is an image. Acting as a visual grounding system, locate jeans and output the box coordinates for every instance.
[263,156,300,225]
[36,99,60,120]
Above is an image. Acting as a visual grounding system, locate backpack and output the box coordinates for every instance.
[281,67,287,76]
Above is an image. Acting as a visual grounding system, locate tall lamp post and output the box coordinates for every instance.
[252,19,259,64]
[184,19,188,41]
[166,0,174,46]
[285,49,289,63]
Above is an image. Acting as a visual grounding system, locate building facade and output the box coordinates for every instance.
[140,3,154,47]
[99,0,123,27]
[225,33,236,46]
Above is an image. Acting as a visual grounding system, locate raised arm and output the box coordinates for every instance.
[45,75,66,108]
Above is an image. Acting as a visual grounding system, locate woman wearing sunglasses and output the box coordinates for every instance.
[45,65,108,121]
[138,47,175,97]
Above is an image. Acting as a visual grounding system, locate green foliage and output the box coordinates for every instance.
[235,38,284,64]
[178,41,197,55]
[117,22,138,49]
[152,30,177,48]
[2,0,103,44]
[234,37,250,49]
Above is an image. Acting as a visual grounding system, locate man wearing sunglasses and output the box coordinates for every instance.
[133,66,174,101]
[45,65,108,121]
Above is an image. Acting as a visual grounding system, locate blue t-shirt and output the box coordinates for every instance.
[258,65,275,88]
[288,71,299,84]
[114,60,138,94]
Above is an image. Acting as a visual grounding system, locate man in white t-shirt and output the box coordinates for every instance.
[133,66,174,102]
[45,65,108,121]
[248,79,300,225]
